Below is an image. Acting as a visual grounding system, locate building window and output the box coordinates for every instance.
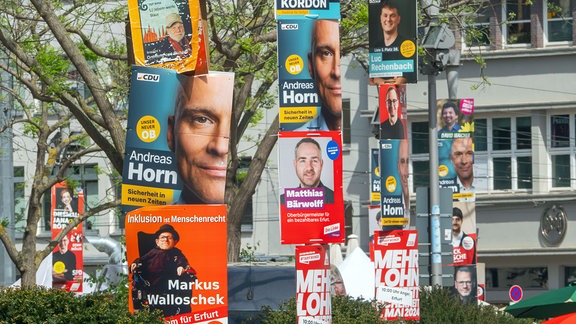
[464,6,492,47]
[516,116,532,149]
[551,115,570,147]
[505,0,532,45]
[552,154,571,187]
[14,166,26,232]
[475,119,488,152]
[546,0,574,42]
[342,99,351,145]
[493,157,512,189]
[517,156,532,189]
[237,157,253,232]
[412,161,430,189]
[565,266,576,286]
[411,122,429,154]
[486,267,548,289]
[493,118,511,150]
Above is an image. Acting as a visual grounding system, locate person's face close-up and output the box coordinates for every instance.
[398,140,409,196]
[61,191,72,206]
[450,138,474,183]
[294,142,323,188]
[169,77,232,203]
[59,236,69,252]
[156,232,176,250]
[452,216,462,232]
[386,89,399,122]
[442,107,457,127]
[309,20,341,121]
[380,7,400,35]
[167,22,185,42]
[455,271,472,297]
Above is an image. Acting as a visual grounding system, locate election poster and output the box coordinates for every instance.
[277,18,342,132]
[121,66,234,212]
[373,230,419,321]
[379,139,410,230]
[51,181,84,292]
[370,148,381,205]
[126,205,228,323]
[275,0,340,20]
[448,201,477,266]
[437,98,475,201]
[450,265,478,303]
[368,0,418,84]
[379,84,407,140]
[296,245,331,323]
[127,0,209,74]
[278,131,345,244]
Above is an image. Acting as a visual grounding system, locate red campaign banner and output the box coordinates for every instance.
[278,131,345,244]
[452,233,477,266]
[51,182,84,292]
[296,245,331,324]
[126,205,228,323]
[373,230,419,321]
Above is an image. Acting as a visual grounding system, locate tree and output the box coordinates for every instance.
[0,0,128,287]
[0,0,489,287]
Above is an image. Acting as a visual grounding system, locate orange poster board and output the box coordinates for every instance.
[126,205,227,323]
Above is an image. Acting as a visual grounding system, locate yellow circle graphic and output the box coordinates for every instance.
[400,40,416,58]
[385,176,397,192]
[375,166,380,177]
[53,261,65,274]
[438,165,449,177]
[285,54,304,75]
[136,115,160,143]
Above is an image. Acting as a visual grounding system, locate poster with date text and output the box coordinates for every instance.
[296,245,331,323]
[373,230,419,321]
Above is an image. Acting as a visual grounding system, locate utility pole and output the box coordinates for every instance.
[419,3,456,284]
[0,57,16,286]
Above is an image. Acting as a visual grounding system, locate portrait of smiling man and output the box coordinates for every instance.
[167,73,234,204]
[157,12,192,59]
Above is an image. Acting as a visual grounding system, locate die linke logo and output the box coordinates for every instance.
[136,73,160,82]
[281,23,299,30]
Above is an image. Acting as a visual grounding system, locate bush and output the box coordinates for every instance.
[254,286,538,324]
[0,286,164,323]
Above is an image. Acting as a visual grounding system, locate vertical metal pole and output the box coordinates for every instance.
[0,57,16,286]
[428,73,442,286]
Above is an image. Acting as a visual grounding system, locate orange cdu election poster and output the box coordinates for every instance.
[51,181,84,292]
[128,0,209,74]
[126,205,227,323]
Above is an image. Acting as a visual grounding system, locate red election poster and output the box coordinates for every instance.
[453,233,477,265]
[278,131,345,244]
[51,182,84,292]
[296,245,331,324]
[373,230,419,321]
[126,205,228,323]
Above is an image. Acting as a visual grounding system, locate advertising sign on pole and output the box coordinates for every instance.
[51,182,84,292]
[127,0,209,74]
[379,139,410,230]
[368,0,418,84]
[278,131,344,244]
[373,230,419,321]
[121,66,234,211]
[296,244,331,323]
[126,205,228,323]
